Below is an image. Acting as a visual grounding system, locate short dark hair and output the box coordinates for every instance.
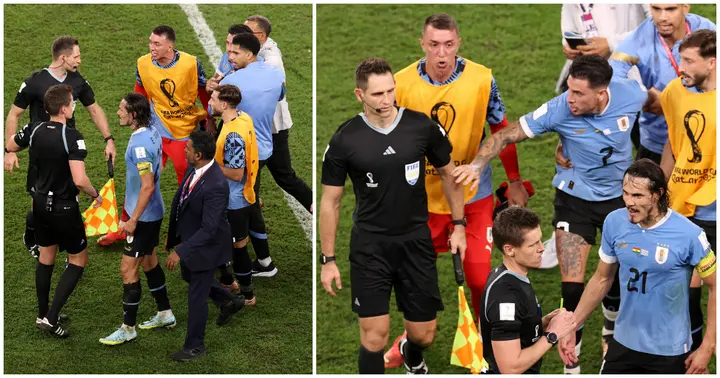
[43,84,73,116]
[624,158,670,214]
[228,23,253,36]
[492,207,541,252]
[680,29,716,59]
[216,84,242,108]
[152,25,176,43]
[51,36,79,60]
[231,33,261,56]
[423,13,459,35]
[123,93,151,128]
[189,130,216,160]
[568,54,613,89]
[355,58,393,89]
[246,15,272,37]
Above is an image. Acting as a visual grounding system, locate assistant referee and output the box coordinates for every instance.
[480,207,576,374]
[5,84,103,338]
[319,57,466,374]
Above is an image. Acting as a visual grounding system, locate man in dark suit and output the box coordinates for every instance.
[165,130,245,362]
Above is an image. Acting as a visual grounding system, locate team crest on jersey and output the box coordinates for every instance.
[655,245,669,264]
[617,116,630,132]
[405,161,420,185]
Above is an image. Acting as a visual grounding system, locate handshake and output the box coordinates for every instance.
[542,308,581,365]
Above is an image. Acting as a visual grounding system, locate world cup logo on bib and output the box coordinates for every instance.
[160,78,179,107]
[405,161,420,185]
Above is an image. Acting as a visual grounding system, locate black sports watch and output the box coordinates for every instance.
[320,254,336,265]
[104,135,115,143]
[544,332,558,345]
[451,218,467,227]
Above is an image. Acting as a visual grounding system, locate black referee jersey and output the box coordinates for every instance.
[13,69,96,129]
[321,107,452,235]
[13,69,95,192]
[480,264,544,374]
[15,121,88,200]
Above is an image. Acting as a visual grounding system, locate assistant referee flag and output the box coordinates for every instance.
[450,254,488,374]
[82,160,119,236]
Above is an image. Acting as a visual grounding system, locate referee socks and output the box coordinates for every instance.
[35,261,55,319]
[358,345,384,374]
[46,263,84,325]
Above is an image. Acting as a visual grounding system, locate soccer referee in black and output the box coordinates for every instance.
[479,207,577,374]
[319,57,466,374]
[4,35,114,259]
[6,84,103,338]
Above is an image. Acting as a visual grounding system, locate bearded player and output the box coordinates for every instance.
[98,25,211,246]
[384,13,529,368]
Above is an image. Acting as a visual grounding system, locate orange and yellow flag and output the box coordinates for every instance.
[82,178,119,236]
[450,286,489,374]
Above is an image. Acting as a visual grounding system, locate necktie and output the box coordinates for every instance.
[179,170,196,206]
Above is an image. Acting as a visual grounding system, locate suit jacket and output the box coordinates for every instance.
[167,161,232,272]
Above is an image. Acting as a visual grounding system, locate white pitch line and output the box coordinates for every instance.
[180,4,312,242]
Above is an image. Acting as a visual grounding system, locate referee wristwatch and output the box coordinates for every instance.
[451,218,467,227]
[320,253,336,265]
[544,332,558,346]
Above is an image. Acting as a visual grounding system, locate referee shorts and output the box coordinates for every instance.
[601,338,690,374]
[32,197,87,254]
[161,137,189,187]
[228,206,253,243]
[123,219,162,258]
[552,189,625,245]
[349,226,443,322]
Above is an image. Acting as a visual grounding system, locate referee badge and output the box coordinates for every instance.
[655,246,669,264]
[405,161,420,185]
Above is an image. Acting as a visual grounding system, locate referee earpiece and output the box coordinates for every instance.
[361,95,382,114]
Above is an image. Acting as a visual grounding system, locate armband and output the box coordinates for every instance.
[696,250,716,279]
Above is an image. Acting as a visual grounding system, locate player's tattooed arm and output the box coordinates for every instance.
[452,121,529,190]
[557,230,590,280]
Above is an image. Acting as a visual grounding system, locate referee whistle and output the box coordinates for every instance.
[107,158,114,179]
[453,252,464,286]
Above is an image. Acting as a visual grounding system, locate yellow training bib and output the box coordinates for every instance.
[660,77,716,216]
[137,51,207,140]
[395,57,492,214]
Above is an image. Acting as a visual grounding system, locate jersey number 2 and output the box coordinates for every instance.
[600,147,614,167]
[627,267,647,294]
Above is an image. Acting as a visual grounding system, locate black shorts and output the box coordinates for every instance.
[228,206,253,242]
[635,144,662,165]
[32,197,87,254]
[123,219,162,258]
[552,189,625,245]
[349,226,443,322]
[690,217,716,252]
[601,338,690,374]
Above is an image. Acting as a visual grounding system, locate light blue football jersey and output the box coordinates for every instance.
[124,127,164,222]
[221,130,251,210]
[610,14,716,154]
[520,77,647,202]
[600,208,712,356]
